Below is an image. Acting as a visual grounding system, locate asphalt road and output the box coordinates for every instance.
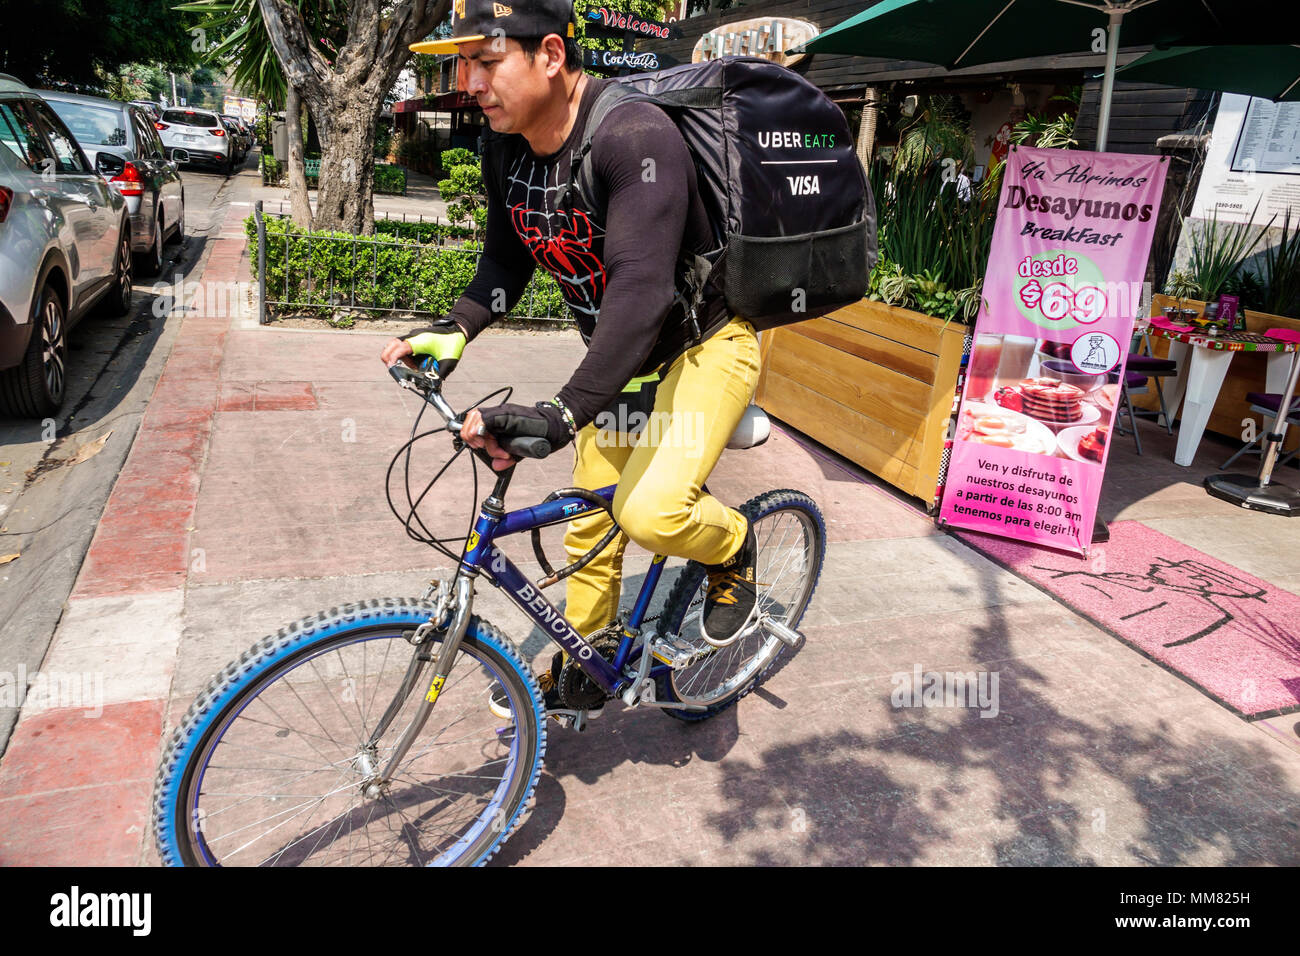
[0,154,256,754]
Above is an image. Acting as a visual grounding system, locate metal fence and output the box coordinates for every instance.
[253,200,569,324]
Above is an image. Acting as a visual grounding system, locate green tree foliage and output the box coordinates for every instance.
[438,148,486,235]
[175,0,345,106]
[0,0,200,86]
[895,95,974,173]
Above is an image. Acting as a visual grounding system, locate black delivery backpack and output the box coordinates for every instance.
[560,55,878,333]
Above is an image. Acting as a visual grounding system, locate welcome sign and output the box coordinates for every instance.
[938,146,1167,554]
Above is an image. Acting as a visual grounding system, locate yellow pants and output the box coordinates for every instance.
[563,317,761,637]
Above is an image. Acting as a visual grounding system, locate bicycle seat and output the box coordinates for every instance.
[727,404,771,450]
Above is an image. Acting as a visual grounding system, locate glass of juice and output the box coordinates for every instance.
[966,334,1002,402]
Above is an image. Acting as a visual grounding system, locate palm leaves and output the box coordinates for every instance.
[173,0,345,105]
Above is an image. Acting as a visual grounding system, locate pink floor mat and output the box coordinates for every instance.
[958,520,1300,718]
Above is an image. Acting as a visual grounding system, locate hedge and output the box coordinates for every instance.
[372,218,474,244]
[247,214,567,320]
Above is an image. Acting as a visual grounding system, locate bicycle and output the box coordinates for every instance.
[152,359,825,866]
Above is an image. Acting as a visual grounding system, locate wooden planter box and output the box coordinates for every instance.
[754,300,968,503]
[1137,294,1300,451]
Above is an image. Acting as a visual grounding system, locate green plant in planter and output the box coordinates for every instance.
[1164,268,1199,301]
[953,280,983,322]
[1260,207,1300,318]
[1183,203,1275,300]
[1220,268,1267,313]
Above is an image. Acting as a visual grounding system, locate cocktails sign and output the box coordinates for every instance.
[938,146,1168,554]
[583,49,676,71]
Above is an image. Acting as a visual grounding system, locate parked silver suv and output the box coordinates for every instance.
[42,91,186,276]
[157,106,234,174]
[0,74,132,417]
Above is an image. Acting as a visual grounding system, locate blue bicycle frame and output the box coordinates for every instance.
[458,482,677,699]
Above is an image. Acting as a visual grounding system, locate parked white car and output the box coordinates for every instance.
[0,74,132,417]
[156,106,234,174]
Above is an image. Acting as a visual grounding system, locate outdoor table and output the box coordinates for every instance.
[1146,317,1300,466]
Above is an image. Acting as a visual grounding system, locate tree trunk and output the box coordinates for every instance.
[258,0,450,235]
[314,99,379,235]
[285,84,313,229]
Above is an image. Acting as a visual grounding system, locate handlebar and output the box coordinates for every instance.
[387,361,552,460]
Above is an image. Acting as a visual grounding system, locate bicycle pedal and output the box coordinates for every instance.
[651,635,714,669]
[760,615,804,650]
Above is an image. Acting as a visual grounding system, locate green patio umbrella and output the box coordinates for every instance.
[1117,45,1300,101]
[800,0,1299,150]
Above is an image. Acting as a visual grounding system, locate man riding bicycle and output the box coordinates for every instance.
[381,0,761,706]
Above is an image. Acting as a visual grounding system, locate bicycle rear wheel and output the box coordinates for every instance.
[153,599,545,866]
[656,490,825,721]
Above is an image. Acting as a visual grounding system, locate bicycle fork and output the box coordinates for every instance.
[358,575,475,798]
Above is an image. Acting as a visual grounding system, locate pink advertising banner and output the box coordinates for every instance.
[938,146,1168,554]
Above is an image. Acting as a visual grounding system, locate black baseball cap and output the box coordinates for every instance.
[410,0,575,54]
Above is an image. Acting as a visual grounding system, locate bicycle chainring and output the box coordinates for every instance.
[557,628,622,711]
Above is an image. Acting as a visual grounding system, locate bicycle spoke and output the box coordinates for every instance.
[168,617,540,867]
[336,652,372,741]
[307,656,366,743]
[212,775,359,853]
[670,502,819,708]
[250,694,344,767]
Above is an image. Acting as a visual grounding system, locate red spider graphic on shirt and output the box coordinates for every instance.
[510,203,607,313]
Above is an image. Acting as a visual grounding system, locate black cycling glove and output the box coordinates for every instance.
[479,402,574,457]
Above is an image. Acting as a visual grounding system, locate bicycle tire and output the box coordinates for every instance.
[656,490,825,722]
[152,598,545,867]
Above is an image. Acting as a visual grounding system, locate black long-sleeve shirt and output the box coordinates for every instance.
[443,76,725,429]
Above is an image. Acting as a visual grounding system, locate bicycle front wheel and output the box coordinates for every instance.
[657,489,825,721]
[153,599,545,866]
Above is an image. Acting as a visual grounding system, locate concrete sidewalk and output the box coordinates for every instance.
[1,210,1298,866]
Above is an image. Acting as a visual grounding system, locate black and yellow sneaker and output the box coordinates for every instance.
[700,519,758,647]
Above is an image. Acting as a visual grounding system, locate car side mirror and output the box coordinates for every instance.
[95,153,124,177]
[171,149,190,164]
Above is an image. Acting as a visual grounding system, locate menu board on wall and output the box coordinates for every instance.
[1229,97,1300,176]
[1192,94,1300,224]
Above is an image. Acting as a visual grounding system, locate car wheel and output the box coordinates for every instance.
[99,224,134,318]
[138,217,163,277]
[223,153,234,176]
[0,283,67,418]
